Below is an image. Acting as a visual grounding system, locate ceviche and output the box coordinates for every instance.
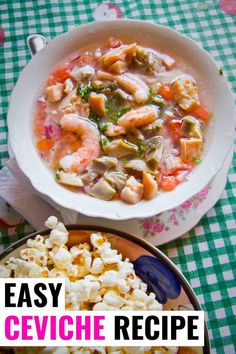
[0,216,200,354]
[34,38,211,204]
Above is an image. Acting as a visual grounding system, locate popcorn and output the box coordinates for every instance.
[122,348,152,354]
[103,290,126,308]
[90,257,104,274]
[1,216,171,354]
[70,279,100,302]
[50,247,72,270]
[0,264,11,277]
[42,348,69,354]
[45,216,58,229]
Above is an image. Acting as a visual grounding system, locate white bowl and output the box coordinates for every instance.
[7,20,235,220]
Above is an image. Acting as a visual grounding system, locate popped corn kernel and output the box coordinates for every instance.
[0,264,11,277]
[45,216,58,229]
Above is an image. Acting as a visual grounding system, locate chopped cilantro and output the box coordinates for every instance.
[101,137,110,146]
[109,106,132,123]
[138,144,145,159]
[89,112,99,125]
[105,98,112,114]
[100,123,109,134]
[77,83,92,101]
[121,158,129,164]
[193,157,201,165]
[219,68,224,76]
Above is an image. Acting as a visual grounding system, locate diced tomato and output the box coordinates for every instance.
[160,175,178,191]
[167,119,182,142]
[159,85,173,101]
[190,104,210,121]
[108,37,123,48]
[36,139,54,152]
[47,64,70,85]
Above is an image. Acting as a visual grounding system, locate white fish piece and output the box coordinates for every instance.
[64,78,74,94]
[70,64,95,81]
[46,83,64,103]
[56,170,84,187]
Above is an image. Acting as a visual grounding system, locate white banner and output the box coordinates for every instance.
[0,278,205,347]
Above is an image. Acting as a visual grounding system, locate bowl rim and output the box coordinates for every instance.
[7,19,235,220]
[0,224,210,353]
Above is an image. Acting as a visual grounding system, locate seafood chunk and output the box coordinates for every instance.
[89,178,116,200]
[64,78,74,94]
[145,136,164,170]
[46,83,64,103]
[109,60,127,74]
[162,54,175,69]
[59,114,100,173]
[100,43,136,69]
[116,73,149,103]
[91,156,118,174]
[180,138,203,162]
[104,123,126,137]
[118,106,158,129]
[103,139,138,158]
[143,171,158,200]
[96,70,115,82]
[89,93,107,116]
[172,78,199,111]
[123,159,148,175]
[120,176,144,204]
[96,71,149,103]
[56,170,83,187]
[180,115,202,139]
[70,65,95,81]
[142,118,164,136]
[104,171,127,191]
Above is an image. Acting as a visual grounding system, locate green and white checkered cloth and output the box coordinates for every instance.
[0,0,235,353]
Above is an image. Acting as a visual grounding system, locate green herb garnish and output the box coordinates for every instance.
[138,144,145,159]
[100,123,109,134]
[89,112,99,125]
[121,158,129,164]
[77,83,92,101]
[109,106,132,123]
[101,137,110,146]
[193,157,201,165]
[219,68,224,76]
[149,87,153,96]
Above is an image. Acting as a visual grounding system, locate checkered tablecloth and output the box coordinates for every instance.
[0,0,236,353]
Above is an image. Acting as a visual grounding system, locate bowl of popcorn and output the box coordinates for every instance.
[0,216,210,354]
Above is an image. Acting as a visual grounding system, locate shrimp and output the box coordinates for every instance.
[100,43,137,67]
[117,105,158,129]
[59,114,100,173]
[104,123,126,137]
[96,71,149,103]
[116,73,150,103]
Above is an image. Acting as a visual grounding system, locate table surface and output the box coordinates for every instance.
[0,0,236,353]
